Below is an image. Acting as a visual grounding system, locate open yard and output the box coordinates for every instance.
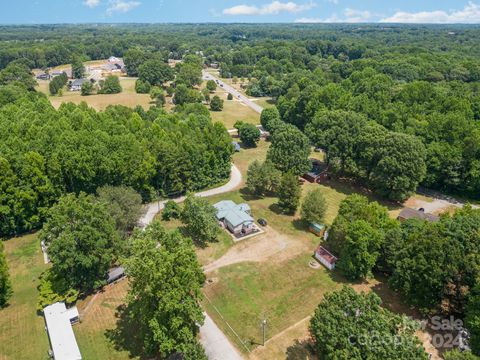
[0,138,439,360]
[203,254,339,353]
[36,77,152,111]
[205,85,261,129]
[0,233,135,360]
[73,281,134,360]
[0,233,50,360]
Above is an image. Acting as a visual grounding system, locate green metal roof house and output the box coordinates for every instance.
[214,200,255,236]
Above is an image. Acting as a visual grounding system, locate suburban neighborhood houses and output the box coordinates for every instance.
[1,10,480,360]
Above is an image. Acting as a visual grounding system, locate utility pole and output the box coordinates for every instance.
[262,319,267,346]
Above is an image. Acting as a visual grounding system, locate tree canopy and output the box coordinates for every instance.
[300,188,327,225]
[267,124,311,176]
[181,194,219,246]
[124,222,206,359]
[0,89,232,237]
[96,185,143,239]
[309,287,428,359]
[138,59,174,87]
[39,192,119,291]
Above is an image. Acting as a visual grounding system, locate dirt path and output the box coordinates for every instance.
[203,226,307,273]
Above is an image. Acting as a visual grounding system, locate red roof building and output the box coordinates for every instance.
[314,246,338,270]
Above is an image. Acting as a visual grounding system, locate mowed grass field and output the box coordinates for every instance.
[0,233,50,360]
[73,281,134,360]
[206,86,261,129]
[203,255,339,352]
[36,77,152,111]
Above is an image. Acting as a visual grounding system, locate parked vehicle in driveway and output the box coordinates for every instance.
[258,218,267,226]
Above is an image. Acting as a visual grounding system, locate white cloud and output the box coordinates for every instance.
[326,0,338,4]
[294,17,323,23]
[343,8,372,22]
[107,0,141,15]
[381,2,480,23]
[295,7,373,22]
[223,1,316,16]
[84,0,100,8]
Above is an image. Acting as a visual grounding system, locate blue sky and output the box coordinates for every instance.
[1,0,480,24]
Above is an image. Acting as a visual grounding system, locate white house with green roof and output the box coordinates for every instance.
[214,200,255,236]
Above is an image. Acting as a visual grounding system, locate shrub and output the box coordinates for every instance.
[98,75,122,94]
[239,123,261,147]
[162,200,181,221]
[135,79,151,94]
[210,95,224,111]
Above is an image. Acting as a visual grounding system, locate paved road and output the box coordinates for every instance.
[200,313,244,360]
[138,164,242,228]
[137,164,244,360]
[203,70,264,114]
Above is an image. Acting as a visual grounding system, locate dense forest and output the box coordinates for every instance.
[0,23,480,359]
[0,72,232,236]
[1,24,479,200]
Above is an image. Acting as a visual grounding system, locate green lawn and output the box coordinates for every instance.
[36,77,152,111]
[0,233,50,360]
[73,280,134,360]
[209,91,260,129]
[255,97,276,109]
[203,254,339,352]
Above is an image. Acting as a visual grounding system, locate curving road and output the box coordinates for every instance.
[138,164,242,228]
[202,70,264,114]
[138,164,244,360]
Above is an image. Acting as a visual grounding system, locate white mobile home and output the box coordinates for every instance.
[44,302,82,360]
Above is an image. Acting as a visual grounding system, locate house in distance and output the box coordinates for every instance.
[398,207,440,222]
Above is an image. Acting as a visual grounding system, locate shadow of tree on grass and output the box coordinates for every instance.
[286,339,316,360]
[105,304,149,359]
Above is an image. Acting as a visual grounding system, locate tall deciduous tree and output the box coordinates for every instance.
[138,59,174,87]
[301,188,327,224]
[267,124,311,176]
[239,123,260,147]
[96,185,143,238]
[260,107,281,133]
[71,57,85,79]
[246,160,282,196]
[181,194,219,246]
[326,194,399,279]
[98,75,122,94]
[125,222,207,359]
[210,95,224,111]
[309,287,428,359]
[40,193,118,291]
[277,172,301,215]
[336,220,383,280]
[206,80,217,93]
[176,63,202,88]
[123,48,150,77]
